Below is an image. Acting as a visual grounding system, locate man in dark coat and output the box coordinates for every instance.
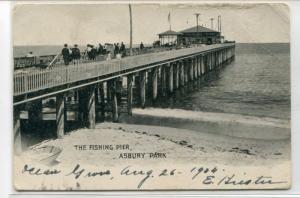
[71,44,81,64]
[90,45,97,60]
[120,42,126,55]
[140,42,144,50]
[61,44,70,65]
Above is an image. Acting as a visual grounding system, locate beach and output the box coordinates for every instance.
[14,108,291,190]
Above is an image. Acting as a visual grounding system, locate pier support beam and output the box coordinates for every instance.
[140,70,146,108]
[151,67,158,101]
[184,60,188,84]
[167,63,174,93]
[110,80,119,122]
[87,86,96,129]
[214,51,217,69]
[207,53,210,71]
[189,59,194,81]
[106,81,112,102]
[78,87,96,128]
[28,100,43,123]
[14,106,22,154]
[203,54,206,74]
[174,62,179,89]
[193,57,198,80]
[56,94,66,138]
[200,56,203,76]
[198,56,201,77]
[207,54,209,72]
[127,74,133,115]
[210,53,213,70]
[180,61,185,87]
[99,83,105,120]
[160,65,167,97]
[116,78,123,104]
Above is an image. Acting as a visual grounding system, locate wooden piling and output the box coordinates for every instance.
[116,78,123,104]
[184,60,188,84]
[28,100,43,122]
[110,80,118,122]
[56,94,65,138]
[127,74,133,115]
[174,62,179,89]
[106,81,111,101]
[13,106,22,154]
[179,61,185,87]
[200,56,203,76]
[87,86,96,129]
[189,59,194,81]
[210,52,213,70]
[78,89,86,123]
[99,83,105,119]
[167,63,174,93]
[140,70,146,108]
[193,57,198,79]
[151,67,158,101]
[160,65,167,97]
[203,54,207,74]
[78,87,96,128]
[95,87,99,105]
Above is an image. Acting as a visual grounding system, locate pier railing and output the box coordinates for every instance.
[14,43,234,96]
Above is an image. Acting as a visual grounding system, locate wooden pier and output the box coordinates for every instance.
[13,43,235,153]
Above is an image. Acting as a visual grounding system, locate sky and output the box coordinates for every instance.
[13,3,290,45]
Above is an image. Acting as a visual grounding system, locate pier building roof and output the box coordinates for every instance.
[158,30,183,36]
[180,26,219,33]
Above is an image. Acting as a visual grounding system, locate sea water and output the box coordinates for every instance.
[152,43,290,120]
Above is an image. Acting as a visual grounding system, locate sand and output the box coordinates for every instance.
[14,117,291,190]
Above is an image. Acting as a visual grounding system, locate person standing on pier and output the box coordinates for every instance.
[71,44,81,65]
[97,43,104,55]
[62,44,71,65]
[90,45,97,60]
[114,43,120,57]
[120,42,126,56]
[140,42,144,50]
[86,44,93,60]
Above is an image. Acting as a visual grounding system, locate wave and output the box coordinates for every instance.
[119,108,290,140]
[132,108,290,129]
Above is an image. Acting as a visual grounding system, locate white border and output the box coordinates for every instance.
[0,1,299,197]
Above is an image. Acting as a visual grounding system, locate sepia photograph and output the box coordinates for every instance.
[12,2,291,190]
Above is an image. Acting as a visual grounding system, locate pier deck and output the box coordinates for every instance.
[14,43,234,103]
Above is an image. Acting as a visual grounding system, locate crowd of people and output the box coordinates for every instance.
[22,42,148,67]
[61,42,129,66]
[61,44,81,65]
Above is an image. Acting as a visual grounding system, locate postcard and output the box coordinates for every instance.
[13,2,291,190]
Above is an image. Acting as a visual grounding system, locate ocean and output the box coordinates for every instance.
[152,43,290,120]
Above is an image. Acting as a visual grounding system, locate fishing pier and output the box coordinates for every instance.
[13,43,235,153]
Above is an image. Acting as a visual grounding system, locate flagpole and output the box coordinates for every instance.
[129,4,133,56]
[168,12,171,30]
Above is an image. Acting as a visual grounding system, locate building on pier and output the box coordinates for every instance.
[158,30,183,46]
[178,26,223,45]
[158,25,223,46]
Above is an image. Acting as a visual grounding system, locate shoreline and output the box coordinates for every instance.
[15,121,291,190]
